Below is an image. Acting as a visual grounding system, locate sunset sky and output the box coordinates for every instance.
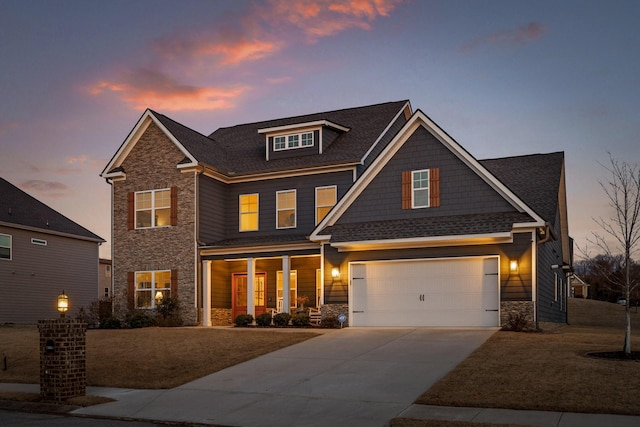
[1,0,639,259]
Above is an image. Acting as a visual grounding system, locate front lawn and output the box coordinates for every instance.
[415,299,640,416]
[0,326,318,389]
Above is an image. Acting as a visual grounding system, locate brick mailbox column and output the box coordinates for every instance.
[37,319,87,401]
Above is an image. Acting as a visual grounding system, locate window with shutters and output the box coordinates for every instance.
[130,269,177,309]
[130,188,177,229]
[402,168,440,209]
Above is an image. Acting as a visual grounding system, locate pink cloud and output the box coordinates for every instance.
[90,69,250,111]
[265,0,404,39]
[459,22,547,52]
[21,180,70,199]
[0,121,19,135]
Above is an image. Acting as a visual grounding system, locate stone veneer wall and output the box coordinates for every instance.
[500,301,535,330]
[320,303,350,327]
[211,308,233,326]
[38,319,86,401]
[112,122,198,325]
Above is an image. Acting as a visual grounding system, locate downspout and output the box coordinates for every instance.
[104,178,115,315]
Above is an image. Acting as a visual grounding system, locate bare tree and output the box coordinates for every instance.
[589,154,640,355]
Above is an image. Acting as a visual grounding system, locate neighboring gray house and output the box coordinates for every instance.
[0,177,105,323]
[99,258,112,298]
[101,100,571,328]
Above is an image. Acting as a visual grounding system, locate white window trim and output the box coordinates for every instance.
[277,270,297,311]
[135,188,171,229]
[412,169,430,209]
[273,131,314,151]
[0,233,11,260]
[276,189,297,229]
[315,185,337,225]
[135,270,171,309]
[239,193,259,232]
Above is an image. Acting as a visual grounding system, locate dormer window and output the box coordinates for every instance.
[274,132,314,151]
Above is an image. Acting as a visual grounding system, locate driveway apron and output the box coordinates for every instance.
[75,328,496,427]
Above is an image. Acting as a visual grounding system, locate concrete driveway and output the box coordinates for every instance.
[75,328,496,427]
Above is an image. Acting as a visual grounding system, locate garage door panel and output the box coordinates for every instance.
[350,257,499,327]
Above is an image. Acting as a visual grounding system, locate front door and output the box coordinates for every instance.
[232,273,266,319]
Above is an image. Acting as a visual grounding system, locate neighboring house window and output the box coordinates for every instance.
[239,194,259,231]
[31,238,47,246]
[402,168,440,209]
[315,186,337,224]
[276,190,296,229]
[106,265,111,277]
[273,131,314,151]
[0,234,11,260]
[276,270,297,312]
[133,270,172,309]
[128,187,177,229]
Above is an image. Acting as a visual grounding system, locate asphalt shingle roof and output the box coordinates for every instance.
[165,101,408,176]
[324,211,534,242]
[480,152,564,225]
[0,178,104,241]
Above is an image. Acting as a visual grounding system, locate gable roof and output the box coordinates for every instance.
[0,178,104,242]
[101,101,410,180]
[310,110,548,242]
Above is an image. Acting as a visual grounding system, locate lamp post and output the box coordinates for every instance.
[57,291,69,318]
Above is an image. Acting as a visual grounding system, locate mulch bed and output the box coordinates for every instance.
[586,351,640,360]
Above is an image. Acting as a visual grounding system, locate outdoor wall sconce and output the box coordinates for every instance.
[155,291,164,304]
[57,291,69,317]
[331,267,340,280]
[509,260,519,274]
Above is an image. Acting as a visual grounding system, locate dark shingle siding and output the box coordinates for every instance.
[0,178,104,241]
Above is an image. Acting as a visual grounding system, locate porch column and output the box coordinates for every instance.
[247,257,255,319]
[202,260,211,327]
[282,255,290,313]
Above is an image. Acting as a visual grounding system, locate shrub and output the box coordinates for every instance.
[320,316,341,329]
[503,312,530,332]
[78,297,113,329]
[99,316,122,329]
[273,312,291,327]
[255,312,273,326]
[235,314,254,327]
[155,297,183,327]
[291,313,310,327]
[127,311,156,328]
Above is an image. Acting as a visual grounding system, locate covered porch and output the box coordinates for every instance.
[201,250,323,326]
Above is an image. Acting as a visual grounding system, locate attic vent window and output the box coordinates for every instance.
[31,238,47,246]
[274,131,314,151]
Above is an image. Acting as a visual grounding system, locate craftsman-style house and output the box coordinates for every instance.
[0,177,105,323]
[101,100,571,328]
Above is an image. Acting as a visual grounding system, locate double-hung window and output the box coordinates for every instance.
[239,194,259,231]
[315,186,337,224]
[402,168,440,209]
[135,188,171,228]
[276,190,296,229]
[0,233,11,260]
[135,270,171,309]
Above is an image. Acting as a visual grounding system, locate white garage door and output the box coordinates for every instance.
[350,257,499,327]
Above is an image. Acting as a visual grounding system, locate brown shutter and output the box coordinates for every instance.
[401,171,412,209]
[430,168,440,207]
[170,186,178,226]
[127,192,135,230]
[127,271,135,309]
[171,269,178,299]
